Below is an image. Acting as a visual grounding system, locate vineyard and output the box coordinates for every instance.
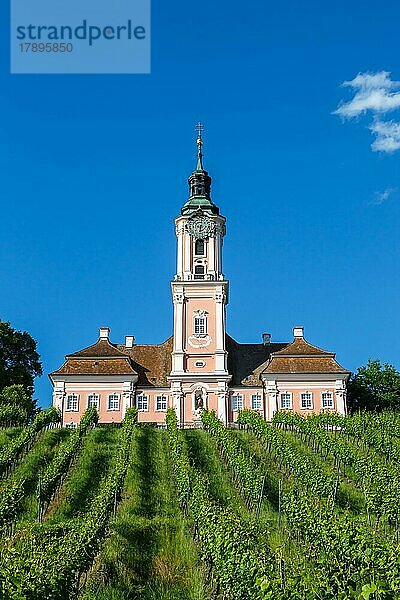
[0,408,400,599]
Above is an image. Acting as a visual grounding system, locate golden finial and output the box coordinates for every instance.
[195,122,204,170]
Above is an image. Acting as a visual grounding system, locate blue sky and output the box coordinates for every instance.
[0,0,399,407]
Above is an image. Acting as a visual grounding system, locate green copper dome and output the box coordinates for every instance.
[181,124,219,216]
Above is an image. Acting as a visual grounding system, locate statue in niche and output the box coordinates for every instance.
[194,388,206,417]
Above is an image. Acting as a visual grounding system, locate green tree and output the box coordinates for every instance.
[0,320,42,395]
[0,321,42,419]
[347,359,400,412]
[0,384,36,421]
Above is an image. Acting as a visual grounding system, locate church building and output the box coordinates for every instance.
[50,128,349,426]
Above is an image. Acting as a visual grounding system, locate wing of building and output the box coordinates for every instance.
[50,130,349,426]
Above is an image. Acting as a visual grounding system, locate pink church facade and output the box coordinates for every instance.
[50,131,349,427]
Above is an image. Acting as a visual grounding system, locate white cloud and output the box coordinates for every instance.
[370,187,395,205]
[369,119,400,152]
[334,71,400,153]
[334,71,400,118]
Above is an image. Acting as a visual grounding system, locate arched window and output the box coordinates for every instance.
[195,239,205,256]
[194,265,205,279]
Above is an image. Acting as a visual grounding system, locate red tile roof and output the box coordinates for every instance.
[50,333,348,384]
[52,358,137,376]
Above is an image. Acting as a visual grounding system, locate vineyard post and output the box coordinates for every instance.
[37,475,42,523]
[279,558,286,591]
[278,479,282,520]
[333,473,339,504]
[256,475,266,517]
[113,487,118,517]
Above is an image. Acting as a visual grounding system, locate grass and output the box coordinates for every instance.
[81,426,210,600]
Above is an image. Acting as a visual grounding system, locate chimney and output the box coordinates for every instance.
[125,335,135,349]
[262,333,271,346]
[293,326,304,338]
[99,327,110,340]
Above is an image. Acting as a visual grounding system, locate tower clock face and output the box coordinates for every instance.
[187,216,215,239]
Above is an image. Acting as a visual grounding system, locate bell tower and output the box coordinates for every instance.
[169,125,231,424]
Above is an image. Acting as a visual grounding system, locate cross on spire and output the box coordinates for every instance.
[195,122,204,170]
[196,122,204,140]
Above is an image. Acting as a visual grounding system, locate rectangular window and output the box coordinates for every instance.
[251,394,262,410]
[66,422,77,429]
[66,394,78,411]
[195,239,205,256]
[231,394,244,411]
[156,395,167,411]
[136,395,149,411]
[194,265,205,280]
[322,392,334,409]
[87,394,100,409]
[108,394,120,411]
[280,392,292,410]
[301,392,313,410]
[194,316,206,335]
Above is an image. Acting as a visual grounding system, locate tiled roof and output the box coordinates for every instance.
[52,358,137,376]
[67,338,128,358]
[226,335,288,386]
[51,333,348,383]
[51,336,173,386]
[262,336,349,375]
[262,356,348,374]
[273,337,333,356]
[116,337,173,387]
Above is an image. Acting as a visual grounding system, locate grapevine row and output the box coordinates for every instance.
[273,411,400,522]
[0,406,60,477]
[166,409,282,599]
[0,408,137,600]
[201,410,265,508]
[37,406,99,519]
[238,409,336,498]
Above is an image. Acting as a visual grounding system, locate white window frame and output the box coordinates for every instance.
[156,395,168,411]
[87,393,100,410]
[300,391,313,410]
[66,422,77,429]
[194,315,207,335]
[251,394,262,410]
[231,394,244,412]
[136,394,149,411]
[66,394,79,412]
[107,393,120,411]
[321,391,334,409]
[280,392,292,410]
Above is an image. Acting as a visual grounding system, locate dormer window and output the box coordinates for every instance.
[194,265,205,280]
[195,239,205,256]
